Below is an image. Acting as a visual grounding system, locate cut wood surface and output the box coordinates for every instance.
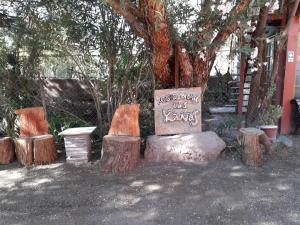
[15,107,49,137]
[238,128,273,166]
[14,137,34,166]
[108,104,140,137]
[239,128,265,167]
[100,135,141,173]
[0,137,15,164]
[33,135,58,165]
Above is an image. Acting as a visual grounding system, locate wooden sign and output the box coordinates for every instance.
[154,87,202,135]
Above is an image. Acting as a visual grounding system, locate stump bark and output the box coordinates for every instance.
[33,135,58,165]
[100,135,141,173]
[239,128,265,167]
[14,137,34,166]
[0,137,15,164]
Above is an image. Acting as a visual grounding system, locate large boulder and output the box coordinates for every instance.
[108,104,140,137]
[144,131,226,163]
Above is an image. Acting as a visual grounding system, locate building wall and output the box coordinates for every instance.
[280,17,300,134]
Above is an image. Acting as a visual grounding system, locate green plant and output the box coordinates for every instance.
[47,111,91,145]
[257,105,283,125]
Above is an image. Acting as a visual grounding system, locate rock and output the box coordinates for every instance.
[145,131,226,163]
[15,107,49,137]
[100,135,141,173]
[108,104,140,137]
[0,137,15,164]
[277,136,293,148]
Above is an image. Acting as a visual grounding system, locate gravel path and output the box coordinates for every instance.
[1,137,300,225]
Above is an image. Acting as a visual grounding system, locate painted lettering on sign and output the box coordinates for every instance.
[162,109,200,126]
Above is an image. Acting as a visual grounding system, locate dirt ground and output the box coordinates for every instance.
[1,136,300,225]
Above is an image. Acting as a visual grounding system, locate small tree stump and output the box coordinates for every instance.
[239,128,265,167]
[14,137,34,166]
[0,137,15,164]
[33,135,58,165]
[100,135,141,173]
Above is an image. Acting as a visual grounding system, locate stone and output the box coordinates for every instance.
[144,131,226,163]
[15,107,49,137]
[100,135,141,173]
[277,136,293,148]
[154,87,202,135]
[108,104,140,137]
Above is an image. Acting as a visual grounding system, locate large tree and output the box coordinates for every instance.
[106,0,260,89]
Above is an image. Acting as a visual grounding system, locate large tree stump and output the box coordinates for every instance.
[0,137,15,164]
[239,128,266,166]
[14,137,34,166]
[100,135,141,173]
[33,135,58,165]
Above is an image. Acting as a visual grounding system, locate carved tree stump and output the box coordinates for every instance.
[239,128,265,167]
[14,137,34,166]
[33,135,58,165]
[0,137,15,164]
[100,135,141,173]
[15,107,49,137]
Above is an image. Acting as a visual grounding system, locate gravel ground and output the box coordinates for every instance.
[1,136,300,225]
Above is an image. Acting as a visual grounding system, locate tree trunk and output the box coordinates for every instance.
[107,0,252,89]
[246,6,270,125]
[14,137,34,166]
[100,135,141,173]
[33,135,58,165]
[0,137,15,164]
[107,60,114,123]
[246,38,265,125]
[239,128,264,166]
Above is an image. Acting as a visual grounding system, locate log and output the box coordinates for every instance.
[33,135,58,165]
[239,128,264,167]
[14,137,34,166]
[100,135,141,173]
[0,137,15,164]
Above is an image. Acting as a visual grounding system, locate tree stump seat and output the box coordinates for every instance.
[100,135,141,173]
[14,137,34,166]
[33,135,58,165]
[0,137,15,164]
[238,128,272,167]
[14,135,58,166]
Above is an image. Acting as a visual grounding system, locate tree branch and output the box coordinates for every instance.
[106,0,150,44]
[208,0,252,59]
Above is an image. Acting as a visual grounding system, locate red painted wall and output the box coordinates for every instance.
[280,17,300,134]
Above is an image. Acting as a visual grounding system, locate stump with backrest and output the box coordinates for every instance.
[15,107,58,165]
[100,104,141,172]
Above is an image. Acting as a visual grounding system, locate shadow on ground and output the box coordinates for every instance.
[1,139,300,225]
